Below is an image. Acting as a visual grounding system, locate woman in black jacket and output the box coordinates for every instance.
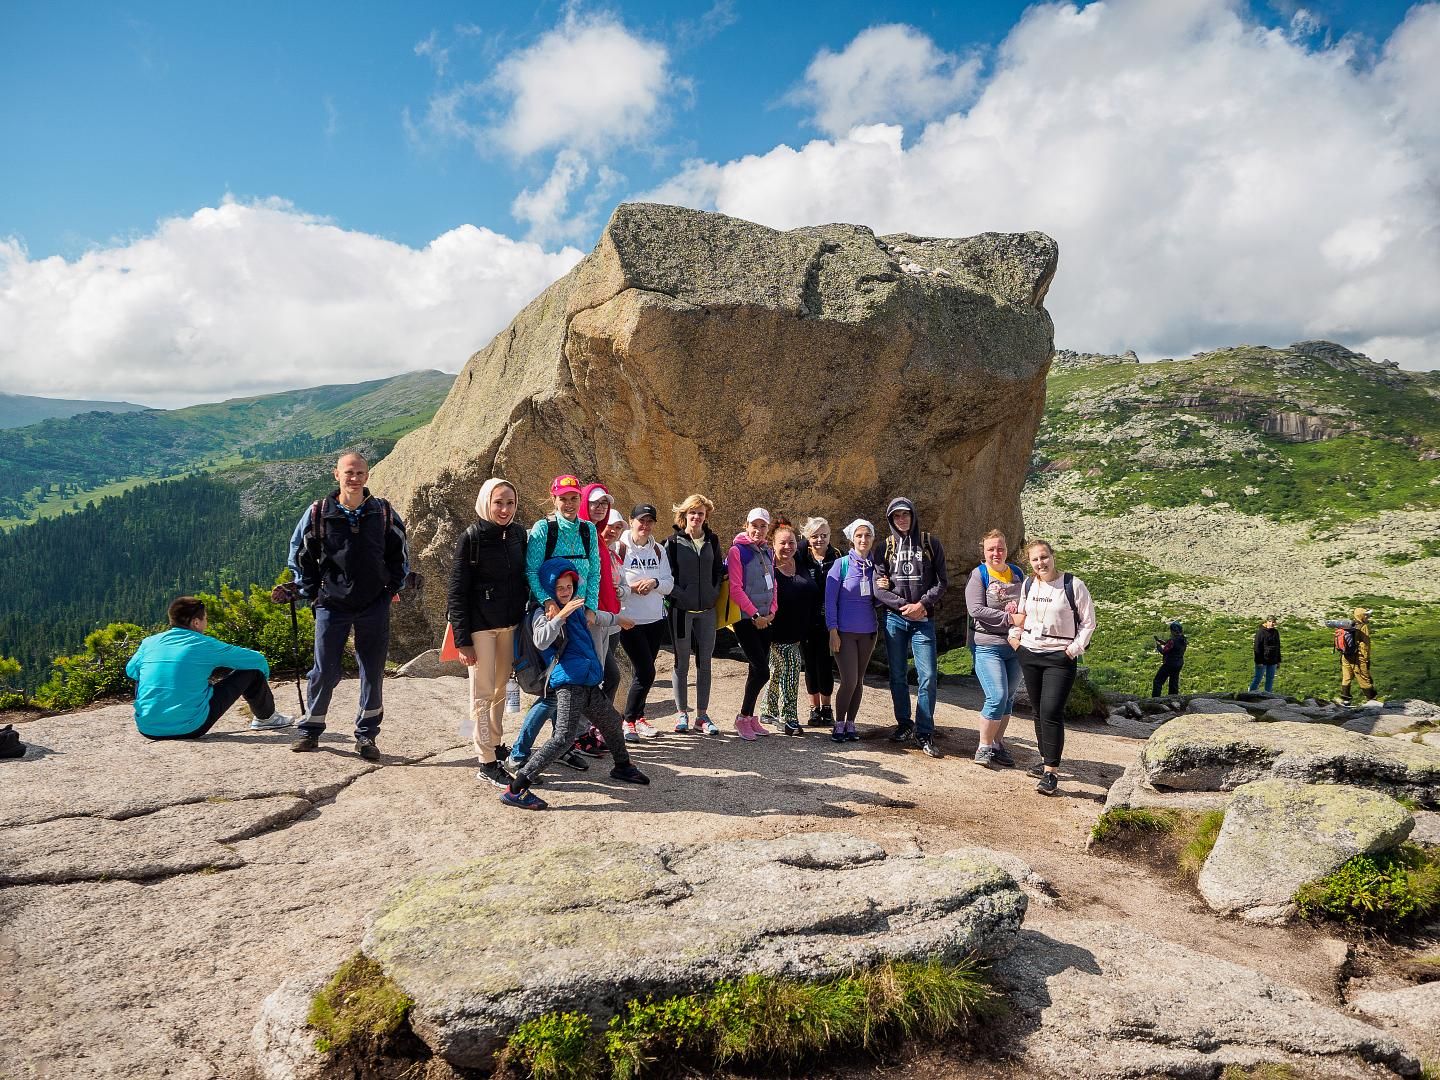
[664,493,723,735]
[797,517,840,726]
[447,478,529,785]
[1249,616,1282,693]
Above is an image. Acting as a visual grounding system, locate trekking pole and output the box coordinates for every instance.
[286,593,305,715]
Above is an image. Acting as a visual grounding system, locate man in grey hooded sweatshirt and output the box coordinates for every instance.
[873,497,948,758]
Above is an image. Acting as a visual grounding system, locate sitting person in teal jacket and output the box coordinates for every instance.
[125,596,294,739]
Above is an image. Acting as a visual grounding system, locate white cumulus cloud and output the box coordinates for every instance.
[0,198,583,407]
[791,23,981,137]
[649,0,1440,370]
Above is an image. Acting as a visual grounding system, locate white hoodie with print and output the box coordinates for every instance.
[618,530,674,626]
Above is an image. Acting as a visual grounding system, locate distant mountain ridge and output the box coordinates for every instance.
[0,391,147,430]
[0,370,453,525]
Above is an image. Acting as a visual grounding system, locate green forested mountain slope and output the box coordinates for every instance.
[0,392,146,430]
[0,370,452,523]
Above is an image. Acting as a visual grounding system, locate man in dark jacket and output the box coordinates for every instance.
[1249,616,1282,693]
[283,452,409,761]
[873,497,948,758]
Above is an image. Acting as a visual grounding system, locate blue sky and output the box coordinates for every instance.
[2,0,1437,404]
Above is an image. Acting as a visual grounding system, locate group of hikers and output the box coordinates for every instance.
[122,450,1379,811]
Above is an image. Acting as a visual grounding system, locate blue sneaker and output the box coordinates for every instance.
[674,712,691,733]
[500,786,548,810]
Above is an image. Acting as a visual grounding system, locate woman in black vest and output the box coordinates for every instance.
[797,517,840,726]
[665,493,723,735]
[447,478,529,787]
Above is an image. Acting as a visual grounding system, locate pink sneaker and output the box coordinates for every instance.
[750,715,771,737]
[734,714,757,741]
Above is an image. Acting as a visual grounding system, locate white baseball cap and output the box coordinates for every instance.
[747,507,771,525]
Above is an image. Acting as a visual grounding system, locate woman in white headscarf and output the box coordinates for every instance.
[824,519,879,743]
[446,478,529,787]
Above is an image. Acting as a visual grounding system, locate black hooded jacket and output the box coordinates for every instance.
[446,518,529,644]
[872,497,948,616]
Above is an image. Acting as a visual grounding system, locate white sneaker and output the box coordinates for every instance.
[250,712,296,731]
[634,718,660,738]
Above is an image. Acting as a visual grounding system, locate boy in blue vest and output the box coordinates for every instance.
[126,596,294,739]
[501,558,648,809]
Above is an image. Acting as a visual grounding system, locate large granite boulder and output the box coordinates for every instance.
[1141,713,1440,805]
[256,833,1027,1071]
[1197,779,1414,924]
[370,202,1057,654]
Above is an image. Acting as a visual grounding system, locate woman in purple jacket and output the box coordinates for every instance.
[825,519,879,743]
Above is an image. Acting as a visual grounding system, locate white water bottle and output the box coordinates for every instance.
[505,676,522,713]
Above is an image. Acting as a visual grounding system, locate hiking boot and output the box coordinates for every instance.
[808,706,825,727]
[1035,771,1058,796]
[888,724,914,744]
[991,743,1016,768]
[674,712,692,733]
[500,786,547,810]
[700,715,720,736]
[820,704,835,726]
[973,745,995,768]
[634,718,660,739]
[355,736,380,762]
[494,743,510,762]
[291,731,321,752]
[1026,762,1048,779]
[558,749,590,771]
[623,721,639,743]
[250,711,295,731]
[610,764,651,785]
[735,715,757,741]
[844,720,859,742]
[783,718,803,736]
[917,737,944,759]
[476,761,510,787]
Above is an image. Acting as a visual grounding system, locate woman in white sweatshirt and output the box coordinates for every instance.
[617,503,674,740]
[1009,539,1096,797]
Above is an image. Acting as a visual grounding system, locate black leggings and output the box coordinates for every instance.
[603,634,622,703]
[619,620,667,720]
[732,618,773,716]
[1018,647,1077,768]
[1153,663,1181,697]
[802,626,835,697]
[141,667,276,741]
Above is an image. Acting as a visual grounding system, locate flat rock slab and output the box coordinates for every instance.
[1103,757,1231,813]
[1198,779,1413,924]
[1352,983,1440,1030]
[1141,713,1440,804]
[342,834,1026,1068]
[995,920,1418,1078]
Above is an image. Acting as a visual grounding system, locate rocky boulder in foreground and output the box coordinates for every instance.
[255,833,1027,1072]
[371,202,1058,655]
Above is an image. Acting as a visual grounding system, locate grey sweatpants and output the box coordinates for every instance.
[672,608,716,713]
[835,631,877,726]
[516,684,631,788]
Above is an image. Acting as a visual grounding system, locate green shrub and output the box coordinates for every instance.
[1065,667,1107,719]
[1178,810,1225,878]
[32,622,147,710]
[197,577,315,677]
[307,953,412,1055]
[1295,843,1440,930]
[1090,807,1180,845]
[507,958,1001,1079]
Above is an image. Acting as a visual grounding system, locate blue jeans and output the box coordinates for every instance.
[973,642,1021,722]
[884,611,936,737]
[1249,664,1277,693]
[508,695,557,764]
[300,594,390,740]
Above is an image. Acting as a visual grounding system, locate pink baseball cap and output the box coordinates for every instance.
[550,474,582,496]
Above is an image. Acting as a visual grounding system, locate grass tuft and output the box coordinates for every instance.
[306,952,413,1055]
[1090,807,1181,845]
[1177,810,1225,879]
[1295,843,1440,930]
[505,957,1001,1079]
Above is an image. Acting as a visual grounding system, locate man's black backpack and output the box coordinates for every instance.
[0,723,25,760]
[512,604,563,696]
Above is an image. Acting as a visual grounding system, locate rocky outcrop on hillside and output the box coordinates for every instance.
[370,202,1057,655]
[1051,347,1138,370]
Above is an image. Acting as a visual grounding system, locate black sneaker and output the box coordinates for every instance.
[888,725,915,744]
[476,761,510,787]
[807,706,825,727]
[820,705,835,726]
[292,732,321,752]
[1035,771,1058,796]
[558,749,590,771]
[355,736,381,762]
[783,719,803,736]
[917,738,944,759]
[610,764,651,785]
[1026,762,1048,779]
[991,743,1016,768]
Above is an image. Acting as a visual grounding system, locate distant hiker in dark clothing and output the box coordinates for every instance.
[1249,616,1282,693]
[873,496,948,759]
[127,596,294,740]
[1325,607,1376,703]
[1152,621,1186,697]
[282,451,409,762]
